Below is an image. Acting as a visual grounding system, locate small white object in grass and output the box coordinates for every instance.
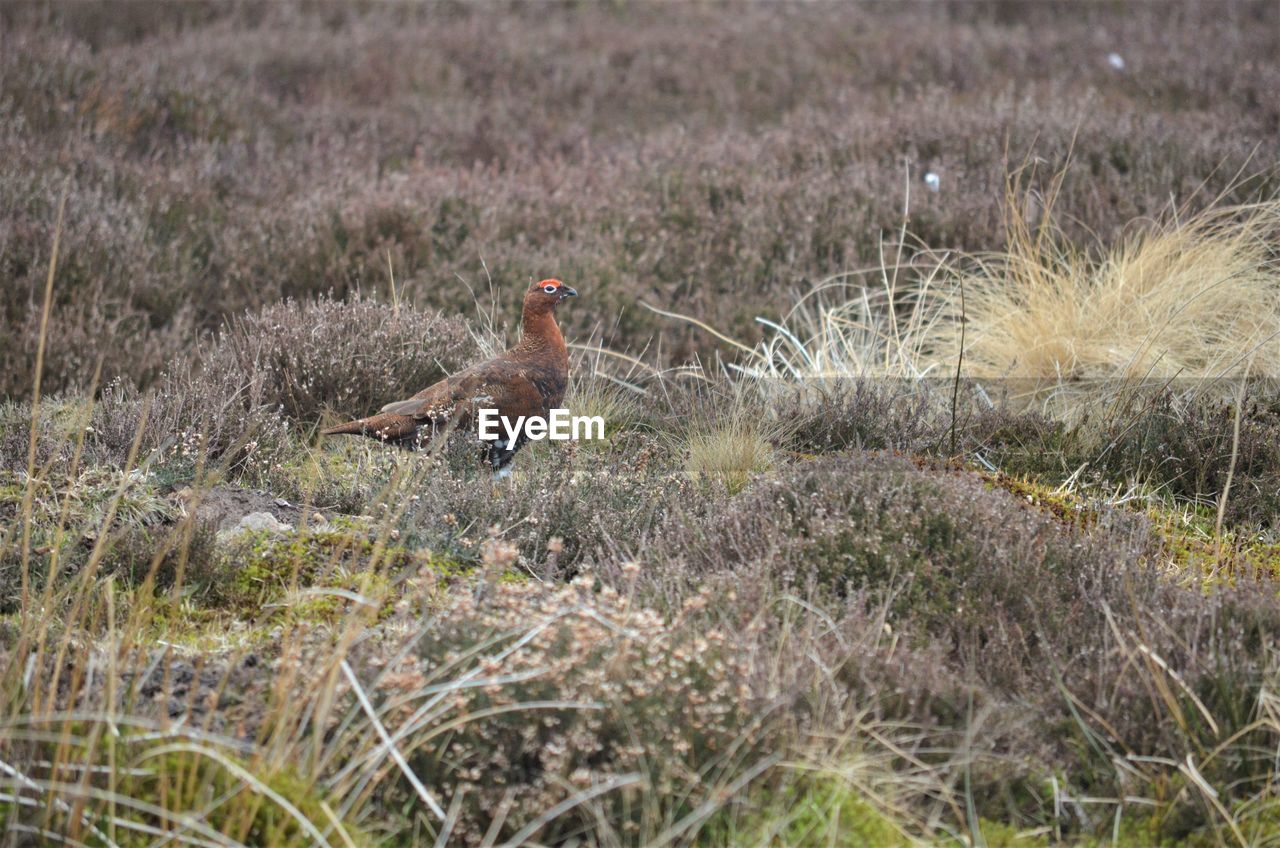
[924,171,941,193]
[1107,52,1125,70]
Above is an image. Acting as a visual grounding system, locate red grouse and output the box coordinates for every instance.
[322,279,576,477]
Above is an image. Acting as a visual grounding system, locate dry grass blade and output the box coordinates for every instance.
[339,659,445,821]
[671,172,1280,419]
[645,753,781,848]
[19,179,70,613]
[0,775,241,848]
[1178,755,1249,848]
[136,743,336,848]
[494,772,645,848]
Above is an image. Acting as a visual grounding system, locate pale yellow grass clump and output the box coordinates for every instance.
[644,225,953,384]
[684,419,777,495]
[683,175,1280,415]
[743,256,953,383]
[677,389,790,495]
[940,184,1280,404]
[561,352,647,448]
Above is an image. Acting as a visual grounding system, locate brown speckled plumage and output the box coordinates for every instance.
[321,279,576,473]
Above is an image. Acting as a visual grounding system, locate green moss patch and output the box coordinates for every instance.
[2,731,368,847]
[213,523,470,623]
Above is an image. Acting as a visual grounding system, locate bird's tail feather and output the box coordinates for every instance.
[320,419,366,436]
[320,413,418,442]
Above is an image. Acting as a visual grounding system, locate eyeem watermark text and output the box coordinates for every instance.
[477,408,604,442]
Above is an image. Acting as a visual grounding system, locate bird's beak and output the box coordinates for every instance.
[560,285,577,299]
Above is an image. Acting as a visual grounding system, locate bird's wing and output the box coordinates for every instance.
[379,375,456,421]
[377,357,564,432]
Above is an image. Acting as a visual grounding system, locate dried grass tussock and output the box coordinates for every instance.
[939,179,1280,399]
[726,178,1280,412]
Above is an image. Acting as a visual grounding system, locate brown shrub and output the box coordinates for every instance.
[645,453,1157,683]
[970,385,1280,527]
[220,295,476,423]
[407,431,684,578]
[88,296,474,476]
[2,2,1277,397]
[1090,389,1280,526]
[629,452,1280,835]
[359,578,765,846]
[780,380,952,455]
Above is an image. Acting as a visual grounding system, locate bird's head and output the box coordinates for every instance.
[524,279,577,312]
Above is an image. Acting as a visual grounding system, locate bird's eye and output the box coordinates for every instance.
[543,285,558,294]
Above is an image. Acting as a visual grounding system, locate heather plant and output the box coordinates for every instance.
[779,378,953,455]
[972,385,1280,529]
[89,352,296,480]
[0,395,98,473]
[650,453,1157,676]
[221,295,476,424]
[641,453,1280,836]
[5,3,1280,845]
[1086,388,1280,527]
[366,577,767,846]
[407,432,685,578]
[3,3,1277,397]
[87,295,473,477]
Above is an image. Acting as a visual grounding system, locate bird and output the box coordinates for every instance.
[321,279,577,478]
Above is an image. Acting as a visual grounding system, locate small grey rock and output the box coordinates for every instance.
[217,511,294,544]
